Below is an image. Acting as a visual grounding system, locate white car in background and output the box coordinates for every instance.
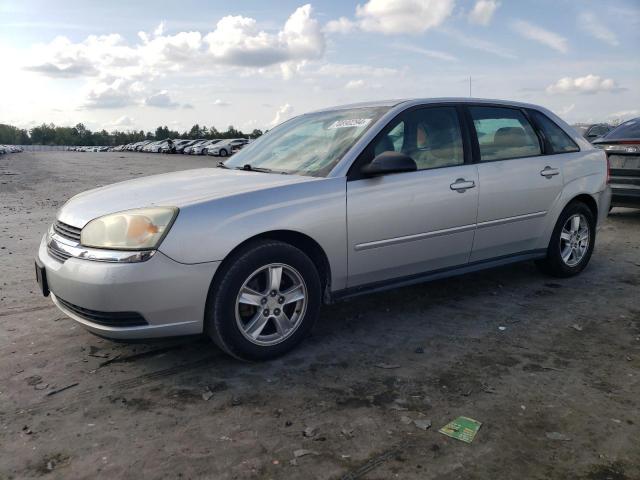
[192,140,220,155]
[207,139,249,157]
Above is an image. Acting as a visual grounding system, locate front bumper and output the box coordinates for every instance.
[38,235,220,339]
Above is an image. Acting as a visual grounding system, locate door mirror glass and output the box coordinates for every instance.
[361,151,417,176]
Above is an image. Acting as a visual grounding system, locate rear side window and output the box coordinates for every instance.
[469,106,541,161]
[529,110,580,153]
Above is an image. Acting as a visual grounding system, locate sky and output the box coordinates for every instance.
[0,0,639,134]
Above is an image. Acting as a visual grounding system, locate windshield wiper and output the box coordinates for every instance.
[216,161,230,169]
[236,164,289,174]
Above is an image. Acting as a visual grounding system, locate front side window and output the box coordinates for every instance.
[368,106,464,171]
[225,106,390,177]
[470,106,541,161]
[529,110,579,153]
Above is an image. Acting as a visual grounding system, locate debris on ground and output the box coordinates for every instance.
[293,449,318,458]
[572,324,583,331]
[439,416,482,443]
[545,432,571,441]
[414,346,425,354]
[374,363,400,369]
[202,387,214,401]
[341,428,354,438]
[46,382,79,397]
[414,419,432,430]
[498,326,507,331]
[303,426,317,438]
[400,416,412,425]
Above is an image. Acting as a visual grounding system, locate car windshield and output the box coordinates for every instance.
[603,118,640,140]
[224,106,390,176]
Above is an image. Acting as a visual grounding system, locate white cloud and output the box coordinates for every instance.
[106,115,135,129]
[203,4,324,67]
[511,20,568,53]
[345,79,365,89]
[213,99,230,106]
[324,17,356,34]
[326,0,454,36]
[154,21,165,37]
[468,0,500,26]
[270,103,293,126]
[82,78,142,109]
[144,90,180,108]
[578,12,618,47]
[439,27,515,59]
[393,43,457,62]
[546,75,619,94]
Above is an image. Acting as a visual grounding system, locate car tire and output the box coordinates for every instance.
[219,149,228,157]
[536,201,596,278]
[205,240,322,361]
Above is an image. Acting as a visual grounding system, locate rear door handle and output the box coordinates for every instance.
[450,178,476,192]
[540,166,560,178]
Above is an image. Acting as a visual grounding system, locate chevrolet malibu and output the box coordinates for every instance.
[36,98,611,360]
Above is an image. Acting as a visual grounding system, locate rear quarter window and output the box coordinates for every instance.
[529,110,580,154]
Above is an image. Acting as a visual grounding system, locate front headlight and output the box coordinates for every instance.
[80,207,178,250]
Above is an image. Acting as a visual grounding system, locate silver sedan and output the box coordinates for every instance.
[36,98,610,360]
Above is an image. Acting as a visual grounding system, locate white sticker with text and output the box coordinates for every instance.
[328,118,372,129]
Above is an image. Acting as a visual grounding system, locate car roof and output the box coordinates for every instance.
[309,97,546,114]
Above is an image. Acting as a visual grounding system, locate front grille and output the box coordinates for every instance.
[48,246,72,263]
[56,296,148,327]
[53,220,82,242]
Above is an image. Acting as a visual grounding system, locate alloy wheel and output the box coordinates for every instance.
[235,263,307,346]
[560,213,590,267]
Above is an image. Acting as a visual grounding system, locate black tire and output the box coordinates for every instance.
[219,149,228,157]
[205,240,321,361]
[536,201,596,277]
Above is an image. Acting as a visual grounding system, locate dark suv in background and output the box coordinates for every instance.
[593,118,640,209]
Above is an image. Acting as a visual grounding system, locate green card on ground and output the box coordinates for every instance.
[438,416,482,443]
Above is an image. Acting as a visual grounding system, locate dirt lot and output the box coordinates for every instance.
[1,151,639,479]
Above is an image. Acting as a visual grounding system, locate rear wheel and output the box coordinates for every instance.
[219,149,228,157]
[536,201,596,277]
[205,240,321,361]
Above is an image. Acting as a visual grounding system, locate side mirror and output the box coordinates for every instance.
[361,151,417,176]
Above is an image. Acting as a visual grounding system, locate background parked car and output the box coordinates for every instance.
[192,139,220,155]
[182,139,207,154]
[207,138,248,157]
[582,124,613,143]
[593,117,640,209]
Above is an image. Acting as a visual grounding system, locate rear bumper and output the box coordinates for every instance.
[38,235,219,339]
[610,181,640,207]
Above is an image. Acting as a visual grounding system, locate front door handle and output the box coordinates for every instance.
[450,178,476,192]
[540,166,560,178]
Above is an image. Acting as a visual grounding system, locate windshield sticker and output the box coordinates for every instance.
[328,118,372,129]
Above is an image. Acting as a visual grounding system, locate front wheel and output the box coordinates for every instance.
[536,201,596,277]
[205,240,321,361]
[219,149,228,157]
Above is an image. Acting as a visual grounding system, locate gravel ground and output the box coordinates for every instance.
[1,151,639,480]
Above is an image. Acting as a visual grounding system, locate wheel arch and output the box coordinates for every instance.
[209,229,333,304]
[568,193,598,220]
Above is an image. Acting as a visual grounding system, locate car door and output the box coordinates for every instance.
[346,105,479,287]
[466,105,564,262]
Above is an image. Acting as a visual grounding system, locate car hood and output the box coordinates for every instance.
[58,168,318,227]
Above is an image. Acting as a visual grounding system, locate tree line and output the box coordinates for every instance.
[0,123,263,146]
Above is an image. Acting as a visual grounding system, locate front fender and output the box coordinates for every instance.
[159,177,348,290]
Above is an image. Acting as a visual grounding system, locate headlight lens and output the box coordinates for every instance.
[80,207,178,250]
